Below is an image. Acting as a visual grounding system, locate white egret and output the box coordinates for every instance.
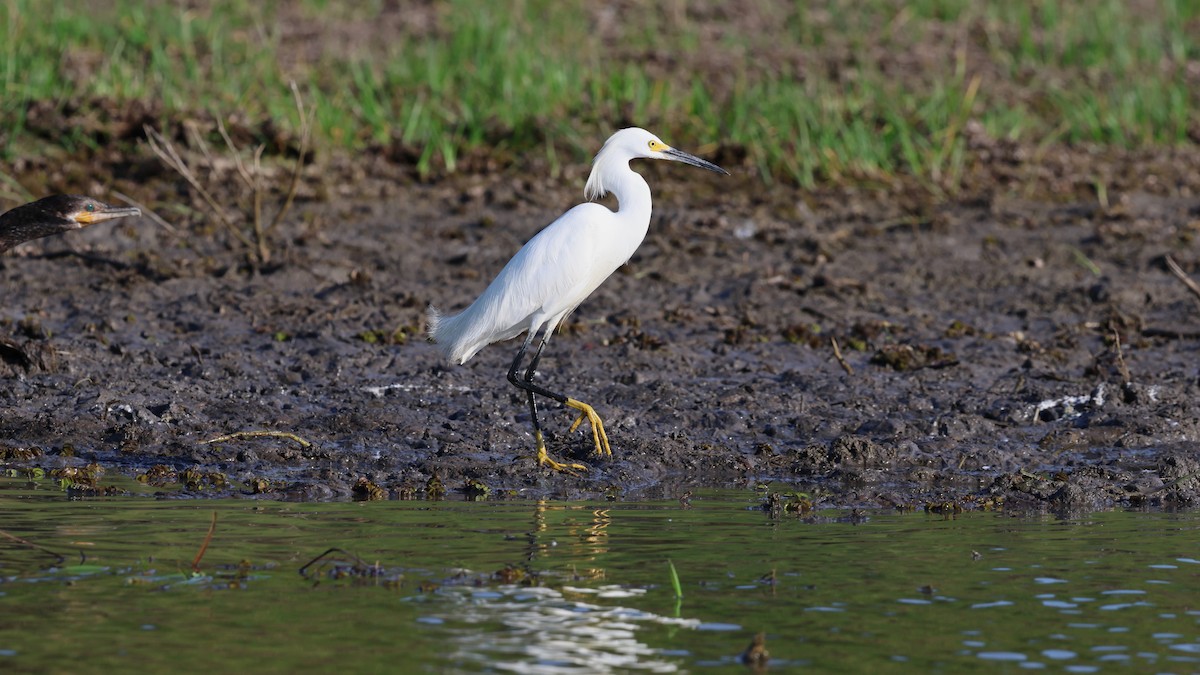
[0,195,140,253]
[428,128,729,472]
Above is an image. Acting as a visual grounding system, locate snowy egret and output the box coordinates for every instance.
[429,128,729,471]
[0,195,140,253]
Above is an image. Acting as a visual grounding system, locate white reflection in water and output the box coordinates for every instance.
[1042,600,1078,609]
[971,600,1014,609]
[428,584,699,673]
[977,651,1026,661]
[1170,643,1200,653]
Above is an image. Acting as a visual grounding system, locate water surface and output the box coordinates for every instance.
[1,479,1198,673]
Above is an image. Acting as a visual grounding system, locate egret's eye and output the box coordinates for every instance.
[648,140,662,151]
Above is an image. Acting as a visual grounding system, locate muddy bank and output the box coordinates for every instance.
[2,163,1199,511]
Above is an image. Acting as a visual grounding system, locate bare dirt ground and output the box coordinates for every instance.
[3,140,1200,512]
[3,2,1200,511]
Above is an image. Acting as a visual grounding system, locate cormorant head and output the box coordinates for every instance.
[0,195,140,252]
[24,194,141,230]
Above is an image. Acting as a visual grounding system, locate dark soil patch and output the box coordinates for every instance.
[3,156,1199,512]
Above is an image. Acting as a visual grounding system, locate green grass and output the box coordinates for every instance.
[1,0,1197,189]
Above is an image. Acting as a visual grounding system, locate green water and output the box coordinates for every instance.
[1,479,1198,673]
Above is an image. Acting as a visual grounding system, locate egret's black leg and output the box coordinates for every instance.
[507,331,611,469]
[521,339,549,463]
[508,333,587,472]
[523,338,611,458]
[523,337,547,384]
[508,333,543,444]
[507,332,568,405]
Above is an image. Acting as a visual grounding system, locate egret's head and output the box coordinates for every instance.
[585,127,729,200]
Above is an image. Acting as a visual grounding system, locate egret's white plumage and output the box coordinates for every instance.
[426,199,617,364]
[428,127,728,471]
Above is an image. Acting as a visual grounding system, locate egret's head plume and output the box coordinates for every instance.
[585,128,661,201]
[584,128,729,201]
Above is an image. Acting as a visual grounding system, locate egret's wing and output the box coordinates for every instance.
[487,203,608,329]
[430,203,610,363]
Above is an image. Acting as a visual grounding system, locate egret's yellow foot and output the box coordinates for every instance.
[565,398,612,458]
[534,430,587,473]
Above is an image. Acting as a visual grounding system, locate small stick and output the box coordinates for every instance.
[1145,470,1200,495]
[251,145,267,264]
[111,190,182,238]
[265,81,314,236]
[830,336,854,375]
[187,121,217,173]
[1109,324,1131,384]
[191,511,217,574]
[201,430,313,449]
[0,528,65,564]
[1165,255,1200,305]
[144,125,258,252]
[216,117,255,188]
[0,170,34,203]
[298,547,372,577]
[215,117,269,264]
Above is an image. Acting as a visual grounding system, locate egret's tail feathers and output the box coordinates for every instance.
[426,305,452,360]
[426,304,477,364]
[427,305,443,339]
[429,293,536,364]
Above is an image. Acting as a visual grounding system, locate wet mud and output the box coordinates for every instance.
[3,151,1199,512]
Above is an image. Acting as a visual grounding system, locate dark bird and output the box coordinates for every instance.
[0,195,140,253]
[740,631,770,669]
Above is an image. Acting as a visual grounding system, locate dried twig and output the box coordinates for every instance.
[0,170,34,204]
[299,547,372,578]
[187,120,218,172]
[112,190,181,237]
[266,81,314,238]
[1145,470,1200,496]
[251,147,265,259]
[215,117,271,262]
[1141,326,1200,339]
[0,527,65,564]
[1165,255,1200,305]
[216,117,255,188]
[830,336,854,375]
[144,124,244,243]
[1109,324,1131,384]
[143,81,314,267]
[191,511,217,574]
[146,126,205,211]
[201,429,314,449]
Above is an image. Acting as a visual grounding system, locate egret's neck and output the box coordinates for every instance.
[609,164,652,222]
[583,154,654,266]
[586,157,653,236]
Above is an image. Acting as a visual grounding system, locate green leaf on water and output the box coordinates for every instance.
[667,559,682,599]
